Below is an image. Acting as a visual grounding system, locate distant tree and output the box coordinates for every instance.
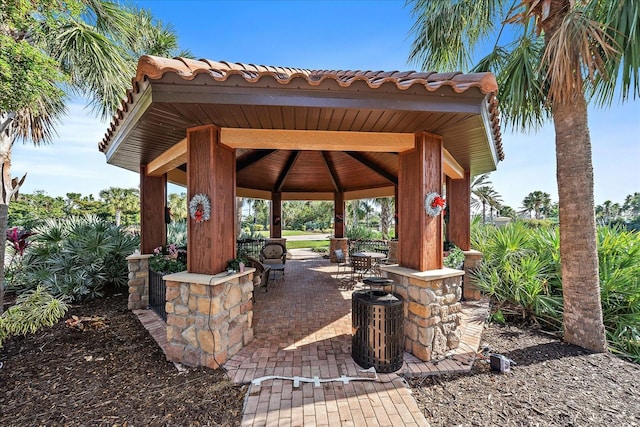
[99,187,139,226]
[623,192,640,219]
[521,191,552,219]
[373,197,394,240]
[168,192,187,222]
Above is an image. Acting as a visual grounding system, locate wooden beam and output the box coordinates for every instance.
[220,128,415,152]
[443,148,464,179]
[236,149,277,172]
[344,151,398,185]
[274,151,300,193]
[166,168,187,187]
[320,151,341,192]
[147,138,187,176]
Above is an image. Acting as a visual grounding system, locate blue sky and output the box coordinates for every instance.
[13,0,640,209]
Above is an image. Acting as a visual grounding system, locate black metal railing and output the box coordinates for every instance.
[237,238,268,258]
[149,270,167,322]
[349,239,389,256]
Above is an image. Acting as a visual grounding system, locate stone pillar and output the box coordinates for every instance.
[127,254,152,310]
[164,270,255,369]
[329,238,348,263]
[387,240,399,264]
[381,265,464,362]
[463,250,483,300]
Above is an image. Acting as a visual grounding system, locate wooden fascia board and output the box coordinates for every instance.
[237,187,272,199]
[105,82,153,163]
[237,187,396,201]
[146,138,187,176]
[220,128,415,152]
[481,94,499,167]
[443,148,465,179]
[345,186,395,200]
[151,82,483,115]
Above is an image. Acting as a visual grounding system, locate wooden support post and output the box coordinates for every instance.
[398,133,443,271]
[446,170,471,251]
[271,192,282,238]
[187,125,236,274]
[394,186,399,239]
[140,164,166,254]
[334,192,345,238]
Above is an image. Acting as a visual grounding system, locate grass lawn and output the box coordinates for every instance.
[286,240,330,250]
[255,230,330,237]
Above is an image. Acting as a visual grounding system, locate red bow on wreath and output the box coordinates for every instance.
[194,207,204,222]
[431,196,446,209]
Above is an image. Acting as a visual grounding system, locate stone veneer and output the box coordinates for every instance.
[329,238,348,263]
[462,250,483,301]
[162,270,255,369]
[125,254,256,370]
[380,265,464,362]
[126,254,152,310]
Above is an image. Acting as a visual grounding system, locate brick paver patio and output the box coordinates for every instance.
[135,249,489,426]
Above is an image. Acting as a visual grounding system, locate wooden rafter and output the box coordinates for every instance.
[320,151,342,193]
[344,151,398,185]
[274,151,300,193]
[237,149,277,172]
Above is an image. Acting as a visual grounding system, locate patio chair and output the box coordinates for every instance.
[246,257,270,293]
[350,254,373,282]
[333,248,349,279]
[260,242,287,266]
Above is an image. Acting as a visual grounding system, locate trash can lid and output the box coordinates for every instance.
[363,277,393,285]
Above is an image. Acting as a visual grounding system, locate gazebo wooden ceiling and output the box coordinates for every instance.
[99,56,503,200]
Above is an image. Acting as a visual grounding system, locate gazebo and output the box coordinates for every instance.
[101,55,503,367]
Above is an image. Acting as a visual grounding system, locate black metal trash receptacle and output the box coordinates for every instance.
[352,290,404,373]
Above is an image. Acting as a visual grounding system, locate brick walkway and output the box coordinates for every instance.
[134,251,488,426]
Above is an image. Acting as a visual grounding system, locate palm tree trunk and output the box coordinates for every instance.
[0,204,6,315]
[554,95,606,352]
[0,130,14,315]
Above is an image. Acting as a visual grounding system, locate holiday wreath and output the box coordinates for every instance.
[189,193,211,223]
[425,192,446,217]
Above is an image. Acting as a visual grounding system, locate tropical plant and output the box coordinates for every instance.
[408,0,640,352]
[99,187,139,226]
[471,222,563,329]
[373,197,394,240]
[597,226,640,362]
[0,285,68,348]
[20,216,139,301]
[443,245,465,269]
[0,0,186,313]
[521,191,552,219]
[168,192,188,222]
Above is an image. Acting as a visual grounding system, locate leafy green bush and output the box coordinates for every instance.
[471,222,563,329]
[149,244,186,274]
[0,286,68,347]
[473,222,640,362]
[443,245,465,269]
[346,224,376,240]
[597,226,640,362]
[19,216,139,301]
[167,220,187,247]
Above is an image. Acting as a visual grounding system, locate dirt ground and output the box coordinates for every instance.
[1,291,639,426]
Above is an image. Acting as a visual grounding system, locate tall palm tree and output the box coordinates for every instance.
[168,192,187,222]
[99,187,139,226]
[0,0,185,312]
[521,191,552,219]
[408,0,639,352]
[373,197,394,240]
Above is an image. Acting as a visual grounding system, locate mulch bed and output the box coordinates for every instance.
[2,292,639,426]
[0,291,246,426]
[409,324,640,426]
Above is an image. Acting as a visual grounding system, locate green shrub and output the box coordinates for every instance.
[443,245,465,269]
[20,216,139,301]
[0,286,68,347]
[346,224,376,240]
[167,220,187,247]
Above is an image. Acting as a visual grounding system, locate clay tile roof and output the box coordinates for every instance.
[101,55,504,162]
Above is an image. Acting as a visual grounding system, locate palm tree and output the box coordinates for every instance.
[99,187,139,226]
[168,193,187,222]
[408,0,639,352]
[623,192,640,219]
[373,197,394,239]
[0,1,185,312]
[521,191,552,219]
